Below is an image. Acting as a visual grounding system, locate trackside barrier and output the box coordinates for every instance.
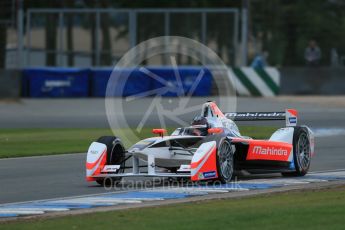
[22,68,90,98]
[22,67,280,98]
[148,67,213,97]
[23,67,213,98]
[228,67,280,96]
[91,67,213,97]
[91,68,153,97]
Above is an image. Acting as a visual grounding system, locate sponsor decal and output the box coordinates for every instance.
[90,150,99,155]
[45,80,71,87]
[289,117,297,124]
[196,170,217,180]
[252,146,288,156]
[247,142,292,161]
[102,165,121,172]
[226,112,285,119]
[178,165,191,172]
[227,112,284,117]
[286,109,298,127]
[203,171,217,179]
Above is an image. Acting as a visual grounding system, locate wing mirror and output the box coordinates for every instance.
[208,127,223,134]
[152,128,167,137]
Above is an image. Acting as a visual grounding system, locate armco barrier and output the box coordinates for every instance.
[228,67,280,96]
[23,68,90,98]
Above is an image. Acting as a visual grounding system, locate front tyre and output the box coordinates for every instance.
[216,139,234,183]
[282,127,311,177]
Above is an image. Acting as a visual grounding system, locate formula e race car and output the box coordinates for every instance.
[86,102,314,185]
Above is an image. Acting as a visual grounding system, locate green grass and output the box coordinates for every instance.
[2,186,345,230]
[0,126,277,158]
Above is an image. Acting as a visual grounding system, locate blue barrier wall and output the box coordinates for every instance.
[91,68,153,97]
[148,67,212,97]
[90,68,112,97]
[91,67,213,97]
[23,66,213,98]
[23,68,90,98]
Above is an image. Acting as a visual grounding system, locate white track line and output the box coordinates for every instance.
[0,210,45,215]
[0,207,69,212]
[1,169,345,207]
[312,128,345,137]
[51,198,142,204]
[310,168,345,174]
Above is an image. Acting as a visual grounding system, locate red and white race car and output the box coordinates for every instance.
[86,102,314,185]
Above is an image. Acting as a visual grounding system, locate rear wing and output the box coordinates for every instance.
[225,109,298,127]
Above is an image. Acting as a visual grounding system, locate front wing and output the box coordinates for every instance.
[86,141,218,181]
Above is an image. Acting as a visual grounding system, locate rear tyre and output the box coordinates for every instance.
[216,138,234,184]
[95,136,125,186]
[282,127,311,177]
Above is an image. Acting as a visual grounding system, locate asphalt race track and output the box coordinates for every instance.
[1,97,345,129]
[0,97,345,204]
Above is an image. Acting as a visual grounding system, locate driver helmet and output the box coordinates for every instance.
[191,115,210,128]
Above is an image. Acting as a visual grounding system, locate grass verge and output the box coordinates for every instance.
[2,185,345,230]
[0,126,277,158]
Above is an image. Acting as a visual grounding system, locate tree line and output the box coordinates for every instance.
[0,0,344,68]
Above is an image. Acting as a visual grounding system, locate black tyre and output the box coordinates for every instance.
[95,136,125,186]
[282,127,311,177]
[216,138,234,183]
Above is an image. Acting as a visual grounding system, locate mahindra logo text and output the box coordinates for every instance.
[226,112,285,117]
[252,146,288,156]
